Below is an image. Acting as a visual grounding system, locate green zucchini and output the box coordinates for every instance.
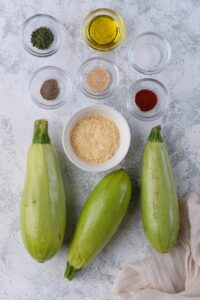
[141,126,180,253]
[20,120,66,262]
[65,169,132,280]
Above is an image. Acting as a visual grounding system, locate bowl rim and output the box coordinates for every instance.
[77,56,120,100]
[127,78,168,121]
[62,104,131,172]
[29,66,71,110]
[128,31,171,75]
[82,8,126,52]
[22,13,62,57]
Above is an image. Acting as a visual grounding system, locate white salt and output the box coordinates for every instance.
[135,44,161,70]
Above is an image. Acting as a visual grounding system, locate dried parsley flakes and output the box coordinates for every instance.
[31,27,54,50]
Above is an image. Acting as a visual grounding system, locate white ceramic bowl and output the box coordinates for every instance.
[62,105,131,172]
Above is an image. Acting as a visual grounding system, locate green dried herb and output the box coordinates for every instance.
[31,27,54,50]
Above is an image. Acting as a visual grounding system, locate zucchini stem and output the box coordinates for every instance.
[148,126,163,142]
[32,119,50,144]
[64,262,79,281]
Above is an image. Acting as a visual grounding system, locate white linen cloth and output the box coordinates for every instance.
[110,193,200,300]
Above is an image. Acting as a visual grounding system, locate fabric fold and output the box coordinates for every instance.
[110,193,200,300]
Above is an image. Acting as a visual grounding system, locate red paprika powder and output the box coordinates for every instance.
[135,89,157,112]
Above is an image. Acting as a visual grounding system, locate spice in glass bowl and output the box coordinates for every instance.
[78,57,120,99]
[31,26,54,50]
[70,115,120,164]
[85,67,110,92]
[40,79,60,100]
[135,89,157,112]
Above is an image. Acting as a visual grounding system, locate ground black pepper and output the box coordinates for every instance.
[40,79,59,100]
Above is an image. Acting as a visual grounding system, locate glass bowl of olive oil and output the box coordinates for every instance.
[82,8,126,52]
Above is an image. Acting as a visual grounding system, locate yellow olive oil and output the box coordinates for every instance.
[83,9,125,51]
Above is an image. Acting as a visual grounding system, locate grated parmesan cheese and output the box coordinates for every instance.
[70,115,120,164]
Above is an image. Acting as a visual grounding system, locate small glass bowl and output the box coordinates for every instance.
[78,57,120,100]
[29,66,72,110]
[127,78,168,121]
[128,32,171,75]
[82,8,126,51]
[23,14,62,57]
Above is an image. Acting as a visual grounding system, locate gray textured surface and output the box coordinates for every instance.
[1,1,200,299]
